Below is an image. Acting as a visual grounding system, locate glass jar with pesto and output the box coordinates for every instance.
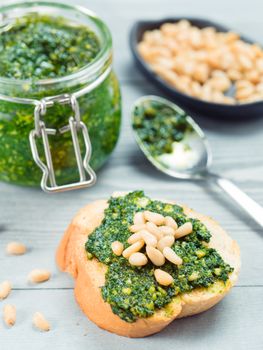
[0,2,121,192]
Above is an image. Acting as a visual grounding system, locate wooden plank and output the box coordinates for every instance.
[0,287,262,350]
[1,0,263,348]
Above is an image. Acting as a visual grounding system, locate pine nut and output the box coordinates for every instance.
[122,240,144,258]
[208,75,231,92]
[227,69,242,81]
[256,82,263,93]
[143,211,165,225]
[33,312,50,332]
[140,230,157,247]
[129,252,148,266]
[111,241,124,256]
[134,212,145,225]
[154,269,174,286]
[129,224,146,233]
[256,58,263,73]
[146,222,163,240]
[6,242,26,255]
[245,70,260,84]
[0,281,11,300]
[236,80,252,90]
[192,63,210,83]
[238,54,253,71]
[174,222,193,239]
[236,86,254,100]
[146,246,165,266]
[3,304,16,326]
[163,247,183,265]
[28,269,51,283]
[164,216,178,230]
[158,225,175,236]
[157,235,175,252]
[127,232,142,244]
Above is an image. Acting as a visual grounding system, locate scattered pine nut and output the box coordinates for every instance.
[133,212,145,225]
[146,246,165,266]
[163,247,183,266]
[129,252,148,266]
[157,235,175,252]
[144,211,165,225]
[28,269,51,283]
[174,222,193,239]
[154,269,174,286]
[164,216,178,230]
[6,242,26,255]
[33,312,50,332]
[0,281,11,300]
[3,304,16,326]
[122,240,144,258]
[111,241,124,256]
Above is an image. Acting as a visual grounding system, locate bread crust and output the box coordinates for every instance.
[56,197,240,338]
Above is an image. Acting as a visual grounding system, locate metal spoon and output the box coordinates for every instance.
[132,95,263,227]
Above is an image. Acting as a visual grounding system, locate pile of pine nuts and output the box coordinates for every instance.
[137,20,263,104]
[1,242,51,331]
[111,210,193,286]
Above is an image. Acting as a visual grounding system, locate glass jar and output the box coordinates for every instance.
[0,2,121,191]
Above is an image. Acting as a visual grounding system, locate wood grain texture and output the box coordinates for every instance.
[0,0,263,348]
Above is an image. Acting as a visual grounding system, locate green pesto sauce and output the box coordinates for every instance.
[86,191,233,323]
[132,100,191,157]
[0,15,121,186]
[0,15,100,80]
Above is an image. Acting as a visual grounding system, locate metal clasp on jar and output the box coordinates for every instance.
[29,94,96,193]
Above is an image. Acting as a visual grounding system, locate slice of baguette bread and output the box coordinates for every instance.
[56,196,240,338]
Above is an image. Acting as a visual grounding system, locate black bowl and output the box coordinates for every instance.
[129,17,263,120]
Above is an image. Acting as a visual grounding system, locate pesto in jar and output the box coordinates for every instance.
[86,191,234,323]
[0,15,100,80]
[0,14,121,186]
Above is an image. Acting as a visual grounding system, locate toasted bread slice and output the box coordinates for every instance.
[56,197,240,338]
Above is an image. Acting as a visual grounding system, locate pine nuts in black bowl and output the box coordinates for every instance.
[130,17,263,120]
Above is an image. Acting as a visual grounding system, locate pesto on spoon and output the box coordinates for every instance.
[132,95,263,227]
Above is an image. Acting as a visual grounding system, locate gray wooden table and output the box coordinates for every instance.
[1,0,263,349]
